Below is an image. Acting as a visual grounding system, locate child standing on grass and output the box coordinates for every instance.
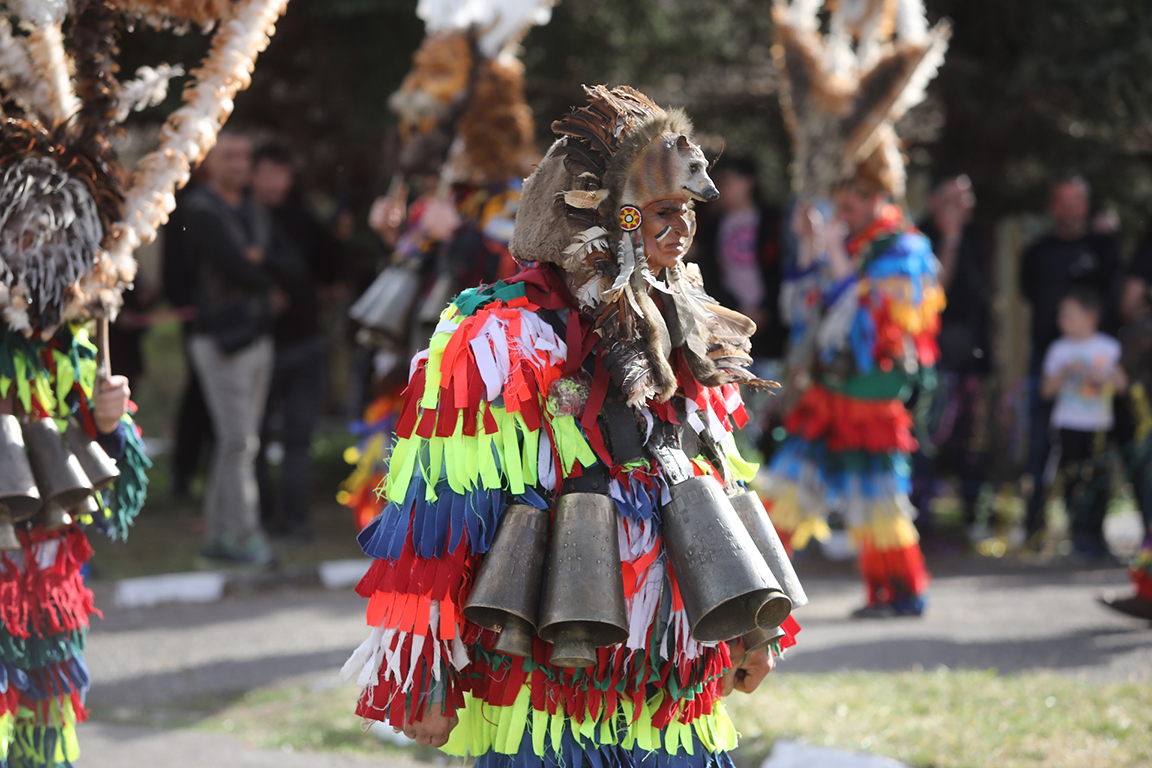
[1041,286,1128,561]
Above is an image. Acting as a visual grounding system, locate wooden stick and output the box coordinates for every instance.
[96,317,110,382]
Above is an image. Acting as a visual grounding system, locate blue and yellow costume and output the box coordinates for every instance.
[766,206,942,611]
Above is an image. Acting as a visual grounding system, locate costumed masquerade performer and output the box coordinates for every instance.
[342,0,552,531]
[343,84,809,767]
[1101,300,1152,620]
[0,0,287,763]
[761,0,949,618]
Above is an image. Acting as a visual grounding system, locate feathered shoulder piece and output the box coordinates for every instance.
[772,0,950,199]
[0,0,289,336]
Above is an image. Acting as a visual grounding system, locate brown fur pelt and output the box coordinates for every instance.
[454,56,536,185]
[69,0,124,242]
[107,0,231,29]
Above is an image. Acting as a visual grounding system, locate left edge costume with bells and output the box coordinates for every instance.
[341,0,554,531]
[0,1,287,764]
[344,86,807,768]
[761,0,949,613]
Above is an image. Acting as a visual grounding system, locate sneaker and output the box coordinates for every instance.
[891,595,927,616]
[1099,594,1152,621]
[199,540,233,561]
[850,604,896,619]
[230,538,276,566]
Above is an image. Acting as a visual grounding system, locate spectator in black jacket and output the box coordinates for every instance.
[184,129,284,565]
[1019,174,1121,541]
[250,143,347,541]
[914,175,992,540]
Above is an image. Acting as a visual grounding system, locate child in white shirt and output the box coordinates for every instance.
[1041,286,1127,560]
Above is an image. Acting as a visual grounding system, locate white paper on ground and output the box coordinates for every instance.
[762,740,909,768]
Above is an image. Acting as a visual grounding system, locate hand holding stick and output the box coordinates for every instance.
[92,316,131,435]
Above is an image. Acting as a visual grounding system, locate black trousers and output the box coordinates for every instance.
[1057,428,1111,551]
[257,335,328,532]
[172,332,214,491]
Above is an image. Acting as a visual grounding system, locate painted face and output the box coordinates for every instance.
[640,198,693,271]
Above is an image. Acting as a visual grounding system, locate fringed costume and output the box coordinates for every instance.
[0,1,287,764]
[342,0,552,531]
[345,86,807,767]
[761,0,949,615]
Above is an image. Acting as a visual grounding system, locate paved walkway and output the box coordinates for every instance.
[79,563,1152,767]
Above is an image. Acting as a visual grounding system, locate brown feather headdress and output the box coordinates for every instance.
[772,0,950,199]
[512,86,774,406]
[0,0,289,336]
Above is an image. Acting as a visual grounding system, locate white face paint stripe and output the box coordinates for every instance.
[655,225,673,242]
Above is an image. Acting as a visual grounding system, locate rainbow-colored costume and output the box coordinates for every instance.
[0,324,149,767]
[765,206,942,611]
[343,267,798,768]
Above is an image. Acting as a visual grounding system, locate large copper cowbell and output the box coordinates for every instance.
[538,471,628,668]
[0,414,40,550]
[63,419,120,490]
[662,476,788,643]
[463,504,550,657]
[23,418,93,530]
[728,490,809,608]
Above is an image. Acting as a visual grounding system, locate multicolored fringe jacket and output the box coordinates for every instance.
[342,179,522,531]
[0,323,149,768]
[765,206,942,607]
[344,266,798,768]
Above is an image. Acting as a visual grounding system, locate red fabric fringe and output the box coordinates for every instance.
[1,527,97,640]
[856,538,930,606]
[784,384,917,454]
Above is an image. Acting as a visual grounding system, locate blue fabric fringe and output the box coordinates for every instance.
[473,722,736,768]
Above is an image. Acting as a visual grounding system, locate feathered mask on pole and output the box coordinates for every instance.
[771,0,950,200]
[389,0,555,184]
[0,0,289,338]
[512,86,775,407]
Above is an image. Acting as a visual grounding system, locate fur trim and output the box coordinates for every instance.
[107,0,232,31]
[511,86,772,405]
[772,0,950,198]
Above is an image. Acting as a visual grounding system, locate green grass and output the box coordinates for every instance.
[181,670,1152,768]
[726,669,1152,768]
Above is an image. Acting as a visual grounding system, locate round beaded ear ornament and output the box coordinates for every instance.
[619,205,642,231]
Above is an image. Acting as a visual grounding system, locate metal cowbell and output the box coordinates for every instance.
[662,476,782,643]
[42,498,74,531]
[348,265,421,344]
[0,414,40,551]
[63,419,120,490]
[538,492,629,668]
[741,624,786,654]
[728,489,809,608]
[0,414,42,519]
[463,504,550,658]
[23,418,94,512]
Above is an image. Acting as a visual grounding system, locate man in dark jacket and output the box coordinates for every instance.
[1019,174,1120,540]
[914,175,992,539]
[250,143,346,541]
[184,129,281,564]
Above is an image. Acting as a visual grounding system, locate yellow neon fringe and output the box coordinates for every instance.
[443,688,738,758]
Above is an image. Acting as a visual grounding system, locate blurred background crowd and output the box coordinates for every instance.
[99,0,1152,574]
